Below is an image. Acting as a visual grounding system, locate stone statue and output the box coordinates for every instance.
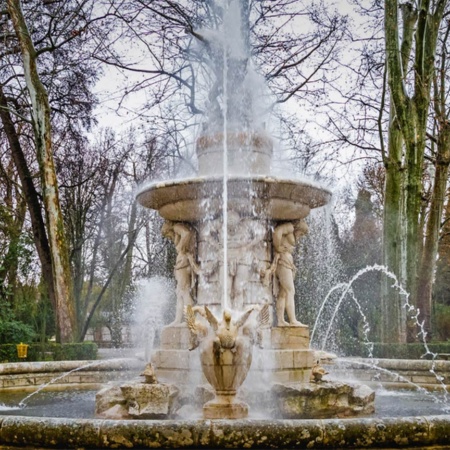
[264,220,308,327]
[162,220,200,325]
[197,218,222,281]
[225,211,266,310]
[184,305,259,419]
[310,360,329,383]
[141,363,157,384]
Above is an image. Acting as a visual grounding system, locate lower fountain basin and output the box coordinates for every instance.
[2,385,448,419]
[136,176,332,222]
[1,359,449,449]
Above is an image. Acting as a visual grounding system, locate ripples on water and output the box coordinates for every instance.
[0,387,448,419]
[375,388,450,417]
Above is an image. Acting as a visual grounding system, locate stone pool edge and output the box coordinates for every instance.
[0,415,450,449]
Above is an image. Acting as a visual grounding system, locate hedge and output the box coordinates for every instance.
[0,342,98,363]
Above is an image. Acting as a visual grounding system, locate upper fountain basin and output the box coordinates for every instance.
[136,176,332,222]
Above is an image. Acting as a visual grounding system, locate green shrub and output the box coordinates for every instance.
[0,344,19,362]
[0,342,97,363]
[434,303,450,341]
[51,342,98,361]
[0,312,36,345]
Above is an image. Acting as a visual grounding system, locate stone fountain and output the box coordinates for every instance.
[125,131,376,419]
[95,125,375,419]
[96,0,374,421]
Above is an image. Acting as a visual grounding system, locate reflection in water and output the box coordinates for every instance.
[0,387,448,419]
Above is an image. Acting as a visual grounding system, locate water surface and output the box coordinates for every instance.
[0,387,448,419]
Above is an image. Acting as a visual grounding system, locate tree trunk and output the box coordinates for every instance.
[405,0,447,325]
[0,194,26,297]
[382,0,416,343]
[0,163,26,302]
[0,84,57,314]
[79,229,138,341]
[119,200,137,298]
[416,123,450,337]
[381,105,407,343]
[7,0,77,342]
[383,0,447,341]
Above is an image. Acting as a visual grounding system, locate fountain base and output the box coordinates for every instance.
[96,381,180,420]
[272,380,375,419]
[2,360,448,449]
[203,394,249,419]
[4,415,450,449]
[153,324,315,384]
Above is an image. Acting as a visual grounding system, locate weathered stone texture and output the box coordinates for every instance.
[96,381,180,420]
[271,381,375,419]
[1,416,450,448]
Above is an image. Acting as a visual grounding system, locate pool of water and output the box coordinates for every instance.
[0,389,97,418]
[0,387,448,419]
[375,388,450,416]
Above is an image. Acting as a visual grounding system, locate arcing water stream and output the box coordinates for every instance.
[311,264,450,407]
[17,360,108,408]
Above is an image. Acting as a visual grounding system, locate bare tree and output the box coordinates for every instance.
[0,0,108,340]
[416,21,450,336]
[384,0,448,341]
[7,0,78,342]
[92,1,348,144]
[306,0,450,341]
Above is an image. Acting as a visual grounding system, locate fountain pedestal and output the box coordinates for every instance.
[203,392,248,419]
[152,324,316,385]
[196,131,273,176]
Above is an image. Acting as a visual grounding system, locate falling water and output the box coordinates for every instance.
[312,264,449,398]
[222,13,229,310]
[310,282,372,356]
[296,206,343,333]
[339,358,429,393]
[219,0,248,311]
[132,277,170,361]
[336,358,450,413]
[18,360,108,408]
[312,265,409,351]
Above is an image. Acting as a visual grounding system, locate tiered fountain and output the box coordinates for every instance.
[94,0,374,421]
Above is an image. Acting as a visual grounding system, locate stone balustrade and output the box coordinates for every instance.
[330,358,450,389]
[0,359,142,391]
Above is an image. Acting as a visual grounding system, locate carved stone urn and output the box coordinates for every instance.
[200,332,253,419]
[185,306,256,419]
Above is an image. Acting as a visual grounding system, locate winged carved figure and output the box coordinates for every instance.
[184,305,208,351]
[185,304,270,351]
[241,303,270,348]
[210,307,253,350]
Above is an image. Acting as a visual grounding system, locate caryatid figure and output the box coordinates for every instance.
[162,220,199,325]
[269,220,309,327]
